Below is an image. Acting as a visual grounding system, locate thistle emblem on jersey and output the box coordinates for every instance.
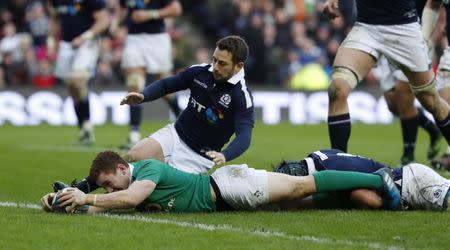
[219,94,231,108]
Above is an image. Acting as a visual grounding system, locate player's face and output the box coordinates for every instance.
[96,164,130,193]
[211,48,242,81]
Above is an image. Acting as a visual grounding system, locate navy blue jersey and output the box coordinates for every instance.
[120,0,171,34]
[356,0,418,25]
[141,64,254,160]
[50,0,105,42]
[304,149,388,173]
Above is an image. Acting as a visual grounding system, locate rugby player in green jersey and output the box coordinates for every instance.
[41,151,402,213]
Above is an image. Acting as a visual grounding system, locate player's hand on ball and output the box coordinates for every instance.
[206,151,226,165]
[322,0,340,19]
[120,92,144,105]
[58,188,87,212]
[40,192,56,212]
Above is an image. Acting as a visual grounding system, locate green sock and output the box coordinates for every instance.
[313,170,382,193]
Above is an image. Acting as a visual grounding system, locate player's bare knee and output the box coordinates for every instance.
[328,81,350,104]
[411,79,438,113]
[126,73,145,92]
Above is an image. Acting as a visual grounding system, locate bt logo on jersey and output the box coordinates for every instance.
[190,98,206,112]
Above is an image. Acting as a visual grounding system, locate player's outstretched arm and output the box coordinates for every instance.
[58,180,156,211]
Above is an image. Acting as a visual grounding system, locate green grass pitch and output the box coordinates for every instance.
[1,121,449,249]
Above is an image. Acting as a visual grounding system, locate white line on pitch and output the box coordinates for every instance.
[0,201,406,250]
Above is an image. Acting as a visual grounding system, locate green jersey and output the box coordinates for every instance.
[131,159,216,212]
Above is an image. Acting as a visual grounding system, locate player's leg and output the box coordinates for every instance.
[328,47,376,152]
[267,169,402,210]
[70,40,101,145]
[386,80,421,164]
[145,34,180,117]
[386,22,450,146]
[121,67,146,149]
[431,49,450,169]
[54,41,96,145]
[120,34,148,149]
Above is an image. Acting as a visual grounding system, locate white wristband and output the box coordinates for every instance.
[148,10,160,20]
[93,194,97,206]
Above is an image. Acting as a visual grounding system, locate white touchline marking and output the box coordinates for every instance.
[19,144,116,153]
[0,201,407,250]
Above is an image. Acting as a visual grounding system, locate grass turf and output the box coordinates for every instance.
[0,122,449,249]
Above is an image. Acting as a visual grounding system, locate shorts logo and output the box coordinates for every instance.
[253,191,263,198]
[434,189,443,198]
[205,107,224,124]
[219,94,231,108]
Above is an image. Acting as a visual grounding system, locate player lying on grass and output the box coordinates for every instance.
[40,151,402,213]
[274,149,450,211]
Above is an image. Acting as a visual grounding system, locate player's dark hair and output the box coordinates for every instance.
[89,151,127,182]
[216,35,249,64]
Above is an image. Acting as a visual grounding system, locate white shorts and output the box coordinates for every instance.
[211,164,269,210]
[342,22,430,75]
[375,56,409,92]
[401,163,450,211]
[437,47,450,90]
[121,33,172,74]
[54,39,100,79]
[150,123,214,174]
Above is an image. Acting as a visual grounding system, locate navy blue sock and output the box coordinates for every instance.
[437,112,450,145]
[74,101,83,128]
[74,98,90,128]
[130,105,142,131]
[400,116,419,158]
[328,113,351,152]
[418,109,440,142]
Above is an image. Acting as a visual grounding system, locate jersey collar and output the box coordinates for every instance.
[208,64,245,85]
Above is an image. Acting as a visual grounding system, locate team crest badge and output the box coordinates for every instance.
[434,189,443,198]
[219,94,231,107]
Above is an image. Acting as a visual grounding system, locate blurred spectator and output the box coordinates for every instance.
[0,0,390,89]
[0,21,33,86]
[32,57,55,88]
[25,1,49,47]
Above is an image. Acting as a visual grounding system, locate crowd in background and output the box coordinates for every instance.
[0,0,374,90]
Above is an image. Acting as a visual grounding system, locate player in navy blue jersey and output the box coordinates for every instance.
[323,0,450,153]
[52,35,255,194]
[113,0,182,149]
[275,149,450,211]
[430,2,450,170]
[46,0,109,145]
